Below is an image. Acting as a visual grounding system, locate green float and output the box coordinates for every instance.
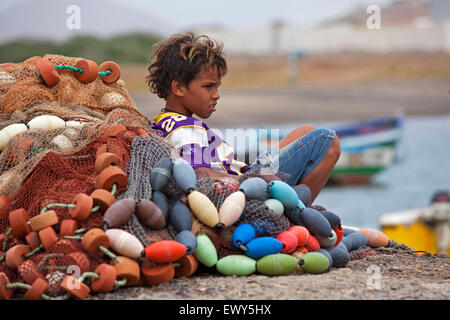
[216,255,256,276]
[194,233,218,267]
[298,252,330,274]
[256,253,298,276]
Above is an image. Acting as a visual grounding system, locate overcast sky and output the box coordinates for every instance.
[1,0,396,31]
[116,0,396,30]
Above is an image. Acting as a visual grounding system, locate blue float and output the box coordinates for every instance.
[175,230,197,254]
[245,237,283,259]
[267,181,299,209]
[151,191,169,225]
[326,246,350,268]
[346,232,368,251]
[169,200,193,233]
[318,210,341,229]
[150,157,172,192]
[239,177,268,199]
[300,208,332,238]
[173,158,197,193]
[232,223,256,249]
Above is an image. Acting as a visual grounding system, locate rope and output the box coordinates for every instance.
[0,228,12,263]
[97,70,111,77]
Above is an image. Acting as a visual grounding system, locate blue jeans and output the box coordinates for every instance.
[248,128,336,186]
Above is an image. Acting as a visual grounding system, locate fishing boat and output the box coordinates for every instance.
[232,115,404,185]
[379,191,450,256]
[328,115,404,185]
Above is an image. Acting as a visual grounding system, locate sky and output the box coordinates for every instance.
[117,0,396,30]
[0,0,397,31]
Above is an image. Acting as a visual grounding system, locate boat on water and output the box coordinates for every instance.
[328,115,404,185]
[379,191,450,256]
[232,115,404,185]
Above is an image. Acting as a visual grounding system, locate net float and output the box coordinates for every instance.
[340,236,353,251]
[316,230,337,248]
[81,228,110,257]
[256,253,298,276]
[61,275,90,300]
[0,123,28,151]
[90,189,116,213]
[51,134,73,152]
[267,180,299,209]
[169,200,192,233]
[174,254,198,278]
[333,225,344,247]
[91,263,117,293]
[27,115,66,130]
[38,226,58,251]
[305,234,320,252]
[299,208,332,238]
[357,228,390,248]
[74,59,98,84]
[173,158,197,193]
[232,223,256,249]
[36,57,60,87]
[136,198,166,230]
[95,166,128,191]
[346,232,368,251]
[287,225,310,247]
[5,244,31,270]
[217,191,246,228]
[175,230,197,254]
[65,120,84,128]
[18,260,43,285]
[69,193,93,222]
[277,231,298,254]
[315,249,333,269]
[257,190,271,201]
[29,209,59,232]
[144,240,187,263]
[193,233,218,267]
[298,252,330,274]
[326,246,350,268]
[106,229,144,259]
[216,255,256,276]
[113,256,140,286]
[141,261,175,286]
[264,199,284,217]
[103,198,136,229]
[0,273,13,300]
[150,157,172,192]
[95,152,121,173]
[98,61,121,84]
[318,210,341,229]
[293,184,311,207]
[25,231,41,250]
[100,92,128,107]
[245,237,283,259]
[238,177,267,199]
[151,191,169,226]
[187,190,219,228]
[0,71,16,90]
[9,208,31,238]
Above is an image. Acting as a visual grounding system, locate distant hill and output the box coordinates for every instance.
[0,0,176,44]
[0,33,163,64]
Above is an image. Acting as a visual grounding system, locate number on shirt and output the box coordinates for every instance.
[161,115,187,132]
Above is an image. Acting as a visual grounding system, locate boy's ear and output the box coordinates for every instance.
[171,79,186,97]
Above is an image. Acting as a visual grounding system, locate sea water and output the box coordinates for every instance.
[312,114,450,229]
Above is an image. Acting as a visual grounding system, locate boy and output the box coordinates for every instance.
[146,32,340,204]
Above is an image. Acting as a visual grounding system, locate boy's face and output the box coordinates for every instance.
[179,67,221,119]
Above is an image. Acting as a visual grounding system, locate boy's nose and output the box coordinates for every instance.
[212,89,220,100]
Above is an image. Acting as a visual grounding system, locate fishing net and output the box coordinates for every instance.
[0,54,301,300]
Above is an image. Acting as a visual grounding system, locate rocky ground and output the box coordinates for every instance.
[87,245,449,301]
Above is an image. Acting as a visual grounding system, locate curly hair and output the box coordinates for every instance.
[145,32,227,100]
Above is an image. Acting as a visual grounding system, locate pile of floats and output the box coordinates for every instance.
[0,153,391,299]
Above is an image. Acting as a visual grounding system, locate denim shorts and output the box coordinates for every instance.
[248,128,336,186]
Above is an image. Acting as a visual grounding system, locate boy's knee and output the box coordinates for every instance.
[329,135,341,160]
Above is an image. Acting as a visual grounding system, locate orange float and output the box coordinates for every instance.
[59,219,79,237]
[174,254,198,278]
[5,244,31,270]
[91,263,117,293]
[9,208,31,238]
[98,61,121,84]
[69,193,93,222]
[144,240,186,263]
[28,210,59,232]
[114,256,140,287]
[61,275,90,300]
[90,189,116,212]
[81,228,110,257]
[74,59,98,84]
[36,57,60,87]
[95,152,121,173]
[141,262,175,286]
[25,231,41,250]
[24,278,48,300]
[38,227,58,250]
[0,273,13,300]
[95,166,128,191]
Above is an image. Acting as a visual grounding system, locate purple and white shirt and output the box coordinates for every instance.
[151,111,249,175]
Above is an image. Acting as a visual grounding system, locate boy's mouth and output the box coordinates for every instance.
[208,104,216,112]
